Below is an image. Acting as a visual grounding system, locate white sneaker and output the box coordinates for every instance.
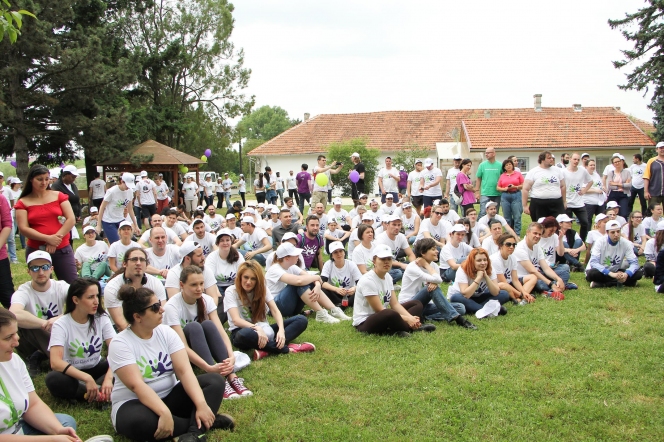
[315,309,340,324]
[85,436,114,442]
[329,307,351,321]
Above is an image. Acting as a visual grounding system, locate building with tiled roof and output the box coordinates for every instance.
[248,98,655,194]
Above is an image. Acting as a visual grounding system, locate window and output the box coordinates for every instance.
[515,157,529,172]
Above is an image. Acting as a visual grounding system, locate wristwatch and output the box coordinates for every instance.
[548,280,555,289]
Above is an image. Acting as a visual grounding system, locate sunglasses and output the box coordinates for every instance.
[128,257,147,263]
[503,242,517,248]
[433,212,444,216]
[28,264,52,272]
[141,302,162,313]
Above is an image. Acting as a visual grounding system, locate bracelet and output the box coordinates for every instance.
[62,363,72,375]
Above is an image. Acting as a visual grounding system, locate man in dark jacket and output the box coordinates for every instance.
[51,165,81,221]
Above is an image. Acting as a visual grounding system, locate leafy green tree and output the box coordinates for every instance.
[326,138,380,197]
[237,105,297,141]
[610,3,664,143]
[0,0,35,43]
[389,144,434,173]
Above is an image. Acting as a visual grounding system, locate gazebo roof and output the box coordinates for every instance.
[96,140,205,166]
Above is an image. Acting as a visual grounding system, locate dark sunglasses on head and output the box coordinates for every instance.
[141,302,161,313]
[29,264,52,272]
[503,242,517,248]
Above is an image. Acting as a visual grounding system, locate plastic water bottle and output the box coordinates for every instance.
[342,295,349,307]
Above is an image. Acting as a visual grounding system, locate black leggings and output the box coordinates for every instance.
[644,262,656,278]
[45,358,109,400]
[184,321,229,366]
[288,189,299,205]
[529,197,564,222]
[585,268,644,286]
[115,373,224,442]
[355,300,423,335]
[322,288,355,309]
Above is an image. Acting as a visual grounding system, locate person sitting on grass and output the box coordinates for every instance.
[644,221,664,278]
[107,220,141,272]
[622,211,649,256]
[480,218,504,257]
[457,217,481,247]
[351,224,376,274]
[108,285,235,442]
[399,238,476,329]
[265,243,351,324]
[477,201,517,239]
[446,248,511,315]
[414,204,451,249]
[400,202,420,245]
[513,223,566,297]
[466,207,490,243]
[164,266,252,401]
[144,227,181,279]
[296,215,324,271]
[556,213,586,272]
[225,261,314,361]
[233,216,272,266]
[584,214,609,267]
[10,251,69,377]
[643,202,663,236]
[183,218,217,257]
[374,214,415,284]
[321,241,362,310]
[352,244,435,337]
[138,213,183,248]
[75,225,112,280]
[204,229,245,322]
[348,213,374,256]
[490,233,537,304]
[0,308,82,439]
[323,219,350,254]
[539,216,574,290]
[265,232,305,269]
[46,278,115,402]
[585,220,643,289]
[654,248,664,293]
[439,224,474,282]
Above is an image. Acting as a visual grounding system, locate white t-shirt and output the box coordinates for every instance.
[603,164,615,177]
[155,182,169,201]
[380,203,397,216]
[629,163,647,189]
[585,230,605,247]
[351,243,375,270]
[490,252,518,283]
[378,167,400,193]
[324,228,346,241]
[321,260,362,289]
[399,261,442,303]
[108,325,184,427]
[408,170,422,197]
[447,267,496,300]
[222,179,233,192]
[446,167,461,195]
[374,232,410,260]
[513,239,546,275]
[146,244,181,270]
[415,218,451,242]
[312,167,331,192]
[563,167,592,208]
[103,273,167,310]
[478,214,508,230]
[164,264,218,291]
[202,180,215,197]
[182,182,198,200]
[140,227,179,247]
[348,228,359,255]
[89,178,107,200]
[11,280,69,319]
[74,241,109,271]
[538,234,559,266]
[183,232,216,256]
[524,166,564,199]
[205,250,245,289]
[421,167,443,197]
[165,221,187,239]
[643,216,662,237]
[107,240,141,264]
[441,210,460,225]
[481,236,500,257]
[402,213,418,236]
[203,215,223,232]
[223,285,274,332]
[287,176,297,190]
[644,237,664,261]
[621,223,647,245]
[137,179,157,205]
[353,270,394,326]
[582,171,606,206]
[0,355,34,434]
[265,264,303,295]
[239,228,271,258]
[238,179,246,193]
[102,186,134,223]
[163,292,216,328]
[369,210,384,229]
[327,208,349,226]
[440,241,473,269]
[48,314,116,369]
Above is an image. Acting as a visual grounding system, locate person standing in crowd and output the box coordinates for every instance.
[419,158,443,209]
[474,147,502,218]
[287,170,299,206]
[398,166,408,196]
[263,167,277,205]
[644,141,664,211]
[254,171,266,204]
[51,165,81,224]
[296,164,312,214]
[629,154,647,213]
[97,172,140,244]
[215,177,225,209]
[136,170,158,229]
[444,155,463,215]
[522,151,567,221]
[182,175,198,215]
[407,159,424,215]
[456,159,477,215]
[311,155,342,210]
[15,165,77,283]
[88,171,107,210]
[155,173,170,213]
[563,153,593,241]
[586,220,643,288]
[0,193,13,308]
[350,152,366,202]
[378,157,400,203]
[582,159,606,230]
[237,173,246,208]
[275,171,285,206]
[606,155,632,219]
[496,158,524,237]
[555,153,570,169]
[4,177,23,264]
[204,174,216,207]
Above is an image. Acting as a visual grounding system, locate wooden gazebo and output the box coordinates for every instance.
[96,139,205,198]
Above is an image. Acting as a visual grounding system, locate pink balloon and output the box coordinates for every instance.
[349,170,360,183]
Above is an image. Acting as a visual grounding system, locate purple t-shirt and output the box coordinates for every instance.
[399,171,408,189]
[297,233,322,269]
[296,172,312,193]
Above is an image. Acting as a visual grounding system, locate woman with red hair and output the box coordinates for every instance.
[446,248,510,314]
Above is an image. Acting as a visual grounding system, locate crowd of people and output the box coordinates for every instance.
[0,143,662,441]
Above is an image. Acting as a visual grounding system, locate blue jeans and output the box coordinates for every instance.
[440,267,456,282]
[449,290,510,314]
[388,268,403,283]
[231,315,308,354]
[534,266,569,292]
[133,206,142,229]
[479,195,501,218]
[412,286,462,322]
[274,283,314,316]
[7,214,17,262]
[102,220,121,244]
[20,413,77,435]
[563,239,584,266]
[501,191,522,237]
[381,192,399,204]
[449,195,459,215]
[238,249,266,266]
[224,191,232,209]
[277,189,284,206]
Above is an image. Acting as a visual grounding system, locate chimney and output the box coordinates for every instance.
[304,113,310,121]
[573,104,582,112]
[484,110,491,119]
[534,94,542,112]
[614,106,621,111]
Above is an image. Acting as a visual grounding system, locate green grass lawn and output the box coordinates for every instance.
[9,208,664,441]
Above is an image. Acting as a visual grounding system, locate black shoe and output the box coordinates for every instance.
[454,316,478,330]
[211,414,235,432]
[177,432,206,442]
[498,306,508,316]
[28,351,45,378]
[395,331,412,338]
[415,323,436,333]
[658,285,664,294]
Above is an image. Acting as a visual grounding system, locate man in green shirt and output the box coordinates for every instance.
[474,147,502,218]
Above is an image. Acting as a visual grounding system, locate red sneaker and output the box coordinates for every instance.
[287,342,316,354]
[223,381,240,400]
[229,377,253,397]
[550,291,565,301]
[253,349,269,361]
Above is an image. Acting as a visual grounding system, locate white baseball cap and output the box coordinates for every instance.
[276,242,303,259]
[270,207,280,214]
[89,206,98,213]
[606,220,621,231]
[373,244,393,259]
[121,172,136,189]
[595,214,608,224]
[385,194,394,199]
[475,300,501,319]
[450,224,467,233]
[241,216,255,225]
[119,220,133,229]
[329,241,345,254]
[359,193,368,199]
[243,207,255,215]
[333,198,343,205]
[581,152,590,158]
[63,165,78,176]
[399,166,404,171]
[281,232,298,243]
[556,214,573,223]
[140,170,148,177]
[179,241,200,260]
[215,228,233,241]
[257,203,266,208]
[485,201,498,208]
[402,202,412,209]
[83,225,96,234]
[196,205,204,211]
[424,158,434,166]
[226,213,236,220]
[362,213,374,221]
[350,152,360,158]
[657,141,664,148]
[606,201,619,208]
[453,154,462,160]
[27,250,52,264]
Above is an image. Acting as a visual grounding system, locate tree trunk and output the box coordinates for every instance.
[14,130,29,180]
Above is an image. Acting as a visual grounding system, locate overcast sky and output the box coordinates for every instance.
[232,0,654,123]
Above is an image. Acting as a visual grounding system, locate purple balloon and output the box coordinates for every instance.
[60,162,65,168]
[10,161,16,168]
[204,149,212,158]
[349,170,360,183]
[47,154,53,159]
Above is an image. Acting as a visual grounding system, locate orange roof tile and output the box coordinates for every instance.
[248,107,653,156]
